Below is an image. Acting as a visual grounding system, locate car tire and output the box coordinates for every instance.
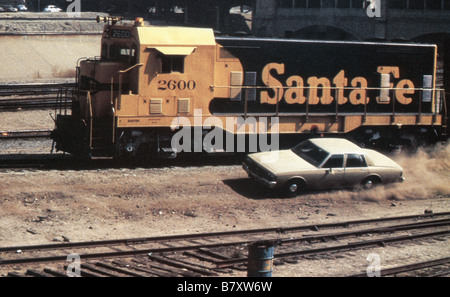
[362,176,380,190]
[283,179,304,197]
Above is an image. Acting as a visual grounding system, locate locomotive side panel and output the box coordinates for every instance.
[212,38,438,117]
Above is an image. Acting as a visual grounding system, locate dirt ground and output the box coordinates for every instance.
[0,110,449,277]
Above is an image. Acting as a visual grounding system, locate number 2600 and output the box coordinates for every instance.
[158,80,196,91]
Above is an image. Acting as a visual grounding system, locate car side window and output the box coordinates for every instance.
[346,154,367,168]
[322,154,344,168]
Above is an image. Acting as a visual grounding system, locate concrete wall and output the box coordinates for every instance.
[253,0,450,41]
[0,34,101,82]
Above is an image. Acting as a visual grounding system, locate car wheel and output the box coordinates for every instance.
[362,176,380,190]
[283,179,304,197]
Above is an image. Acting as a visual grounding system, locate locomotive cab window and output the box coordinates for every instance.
[161,55,185,74]
[150,47,196,74]
[109,43,136,63]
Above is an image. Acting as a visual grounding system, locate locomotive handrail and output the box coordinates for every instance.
[72,89,94,148]
[215,85,445,91]
[217,85,445,121]
[86,91,93,149]
[219,85,445,108]
[118,63,144,74]
[116,63,143,110]
[442,91,448,132]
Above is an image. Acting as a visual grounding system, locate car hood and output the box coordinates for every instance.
[249,150,316,174]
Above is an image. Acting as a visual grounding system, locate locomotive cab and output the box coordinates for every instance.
[52,16,221,159]
[53,17,140,158]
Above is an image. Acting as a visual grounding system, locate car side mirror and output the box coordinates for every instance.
[327,168,335,175]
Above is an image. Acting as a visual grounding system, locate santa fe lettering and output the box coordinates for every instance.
[261,63,415,106]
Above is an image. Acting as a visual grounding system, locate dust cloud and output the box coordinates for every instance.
[393,141,450,199]
[303,141,450,203]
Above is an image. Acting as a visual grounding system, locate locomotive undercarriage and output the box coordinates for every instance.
[52,114,178,160]
[51,114,90,157]
[347,125,444,153]
[115,124,445,162]
[52,115,444,161]
[115,128,176,160]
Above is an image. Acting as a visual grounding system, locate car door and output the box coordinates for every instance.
[344,154,369,186]
[317,154,345,188]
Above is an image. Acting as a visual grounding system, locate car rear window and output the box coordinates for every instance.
[346,154,367,167]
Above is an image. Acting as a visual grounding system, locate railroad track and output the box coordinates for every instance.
[1,212,449,277]
[0,96,72,110]
[350,257,450,277]
[0,82,75,110]
[0,82,75,95]
[0,129,52,139]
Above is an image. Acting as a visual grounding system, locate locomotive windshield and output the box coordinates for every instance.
[101,42,136,63]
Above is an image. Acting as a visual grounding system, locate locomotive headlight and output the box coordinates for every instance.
[134,17,144,26]
[96,16,106,23]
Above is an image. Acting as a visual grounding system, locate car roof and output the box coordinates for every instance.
[308,138,364,155]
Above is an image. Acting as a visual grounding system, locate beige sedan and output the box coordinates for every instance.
[243,138,404,196]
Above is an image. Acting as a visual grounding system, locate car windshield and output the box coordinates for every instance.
[291,140,329,167]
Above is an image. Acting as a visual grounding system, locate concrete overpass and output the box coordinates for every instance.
[252,0,450,131]
[253,0,450,43]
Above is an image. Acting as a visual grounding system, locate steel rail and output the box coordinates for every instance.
[0,100,69,110]
[349,257,450,277]
[1,216,449,266]
[0,97,63,102]
[1,212,449,254]
[0,83,75,110]
[0,82,75,91]
[215,230,450,268]
[0,130,52,139]
[280,218,450,244]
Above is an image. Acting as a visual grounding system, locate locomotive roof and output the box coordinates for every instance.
[136,26,216,47]
[215,36,437,48]
[111,19,435,49]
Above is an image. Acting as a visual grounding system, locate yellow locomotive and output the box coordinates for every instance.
[52,16,446,159]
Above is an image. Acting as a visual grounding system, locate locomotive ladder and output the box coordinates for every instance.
[55,87,70,116]
[85,92,114,159]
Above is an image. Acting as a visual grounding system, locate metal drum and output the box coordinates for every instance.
[247,241,274,277]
